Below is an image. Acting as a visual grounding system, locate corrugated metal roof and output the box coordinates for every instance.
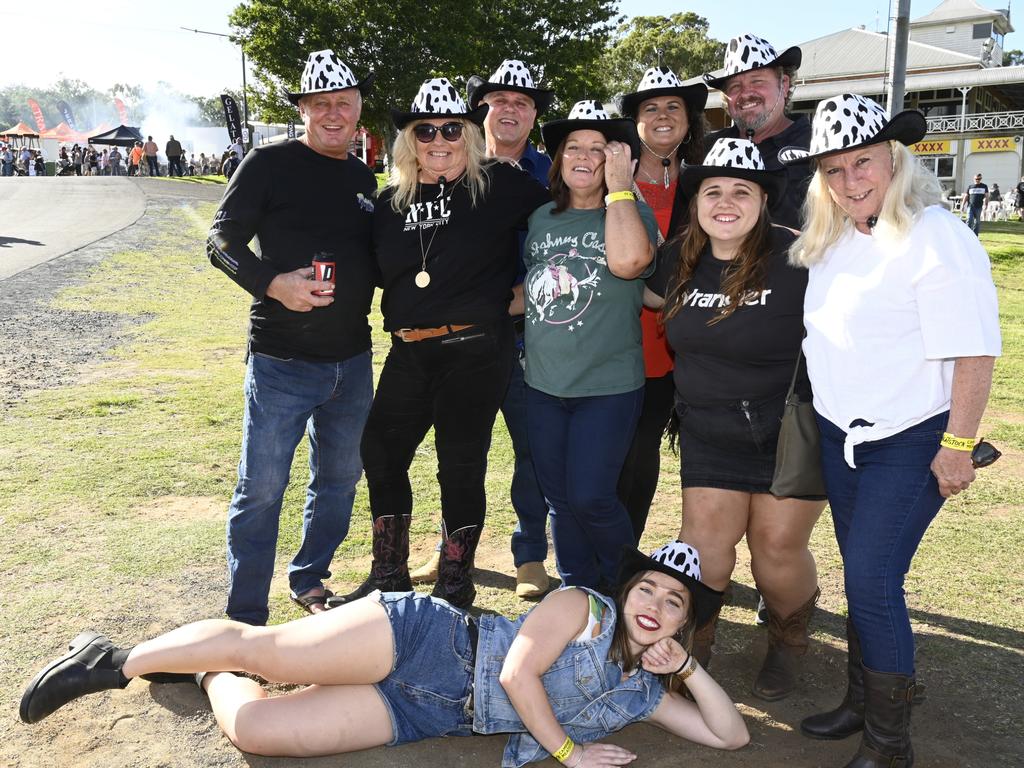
[796,28,979,80]
[791,63,1024,100]
[912,0,1008,25]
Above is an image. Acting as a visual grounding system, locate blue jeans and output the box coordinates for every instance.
[818,411,948,675]
[526,386,643,589]
[503,353,550,566]
[225,349,373,625]
[966,205,983,234]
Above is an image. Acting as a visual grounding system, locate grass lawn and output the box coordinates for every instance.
[1,205,1021,766]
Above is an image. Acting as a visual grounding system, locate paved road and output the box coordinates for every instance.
[0,176,224,281]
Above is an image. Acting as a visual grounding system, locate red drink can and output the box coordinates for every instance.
[312,254,335,296]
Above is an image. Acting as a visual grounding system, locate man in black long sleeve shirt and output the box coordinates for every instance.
[206,50,377,625]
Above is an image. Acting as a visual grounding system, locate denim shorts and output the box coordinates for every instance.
[676,393,786,493]
[374,591,475,745]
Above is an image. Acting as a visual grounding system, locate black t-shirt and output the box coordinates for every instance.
[207,139,377,362]
[647,226,808,406]
[965,182,989,210]
[707,116,812,231]
[373,161,549,330]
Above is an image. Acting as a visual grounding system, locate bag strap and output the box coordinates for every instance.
[786,347,804,399]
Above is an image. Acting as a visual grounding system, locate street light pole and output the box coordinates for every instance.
[181,26,250,148]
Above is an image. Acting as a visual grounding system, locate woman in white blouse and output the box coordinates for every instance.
[789,94,1000,768]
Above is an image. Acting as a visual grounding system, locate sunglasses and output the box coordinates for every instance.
[413,122,464,143]
[971,439,1001,469]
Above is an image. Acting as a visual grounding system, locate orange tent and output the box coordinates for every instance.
[41,122,90,144]
[0,121,40,138]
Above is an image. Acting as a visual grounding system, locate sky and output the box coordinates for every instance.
[5,0,1020,98]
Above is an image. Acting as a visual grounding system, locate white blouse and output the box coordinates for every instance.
[803,205,1001,467]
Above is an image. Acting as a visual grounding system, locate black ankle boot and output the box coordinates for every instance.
[20,631,130,724]
[842,667,917,768]
[802,618,865,740]
[431,524,482,609]
[328,515,412,607]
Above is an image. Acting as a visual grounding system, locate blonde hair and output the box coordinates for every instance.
[387,119,490,212]
[790,141,943,267]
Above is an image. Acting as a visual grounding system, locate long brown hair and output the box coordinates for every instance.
[661,191,772,326]
[610,571,695,689]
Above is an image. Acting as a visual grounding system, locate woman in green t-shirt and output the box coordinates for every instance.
[523,101,659,592]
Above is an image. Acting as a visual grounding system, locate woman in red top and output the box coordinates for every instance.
[615,67,708,542]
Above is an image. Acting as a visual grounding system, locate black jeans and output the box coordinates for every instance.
[361,321,514,532]
[617,372,674,543]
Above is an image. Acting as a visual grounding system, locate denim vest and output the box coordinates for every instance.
[472,588,666,767]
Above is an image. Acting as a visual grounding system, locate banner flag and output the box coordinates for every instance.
[114,98,129,125]
[56,101,78,131]
[27,99,46,132]
[220,94,242,142]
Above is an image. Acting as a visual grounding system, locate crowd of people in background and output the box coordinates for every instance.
[0,134,241,178]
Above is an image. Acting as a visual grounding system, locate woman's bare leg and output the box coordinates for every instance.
[679,487,751,590]
[203,674,394,757]
[122,596,394,685]
[747,495,826,616]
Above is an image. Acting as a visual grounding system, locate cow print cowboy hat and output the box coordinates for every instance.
[704,33,801,92]
[681,137,787,205]
[286,49,374,105]
[793,93,927,164]
[619,540,724,628]
[540,100,642,161]
[617,66,709,120]
[391,77,489,129]
[466,59,555,114]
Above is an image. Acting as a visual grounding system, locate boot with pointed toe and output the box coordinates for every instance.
[432,523,482,609]
[20,631,130,724]
[328,515,412,607]
[752,587,819,701]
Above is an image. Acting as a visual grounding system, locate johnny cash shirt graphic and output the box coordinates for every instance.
[523,202,659,398]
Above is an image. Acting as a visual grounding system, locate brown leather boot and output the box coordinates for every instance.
[801,618,865,739]
[691,606,721,668]
[431,523,482,609]
[842,668,917,768]
[751,586,820,701]
[328,515,412,607]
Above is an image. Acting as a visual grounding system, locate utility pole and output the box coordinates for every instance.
[181,27,250,149]
[886,0,912,115]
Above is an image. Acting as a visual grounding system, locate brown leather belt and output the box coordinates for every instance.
[393,324,475,342]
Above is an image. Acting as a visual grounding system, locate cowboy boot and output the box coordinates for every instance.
[328,515,412,607]
[801,618,865,739]
[751,586,820,701]
[691,605,721,668]
[431,523,482,609]
[843,668,917,768]
[20,631,130,723]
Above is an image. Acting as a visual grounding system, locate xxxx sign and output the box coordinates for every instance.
[911,140,950,155]
[970,137,1015,152]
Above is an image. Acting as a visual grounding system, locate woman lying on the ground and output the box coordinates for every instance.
[20,541,748,765]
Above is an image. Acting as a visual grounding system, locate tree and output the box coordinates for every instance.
[601,14,724,104]
[191,90,244,126]
[229,0,622,135]
[1003,49,1024,67]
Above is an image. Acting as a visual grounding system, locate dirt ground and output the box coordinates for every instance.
[1,180,1020,768]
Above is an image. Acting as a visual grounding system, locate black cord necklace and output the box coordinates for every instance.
[638,138,681,188]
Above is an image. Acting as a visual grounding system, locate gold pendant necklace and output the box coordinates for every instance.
[415,177,445,289]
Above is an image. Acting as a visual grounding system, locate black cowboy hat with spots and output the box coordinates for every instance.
[391,77,489,129]
[681,137,787,206]
[795,93,927,164]
[285,49,374,106]
[619,541,724,628]
[541,100,642,161]
[617,66,709,120]
[466,59,555,114]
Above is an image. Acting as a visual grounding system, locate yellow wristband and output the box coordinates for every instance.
[552,736,575,763]
[941,433,976,451]
[604,190,636,206]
